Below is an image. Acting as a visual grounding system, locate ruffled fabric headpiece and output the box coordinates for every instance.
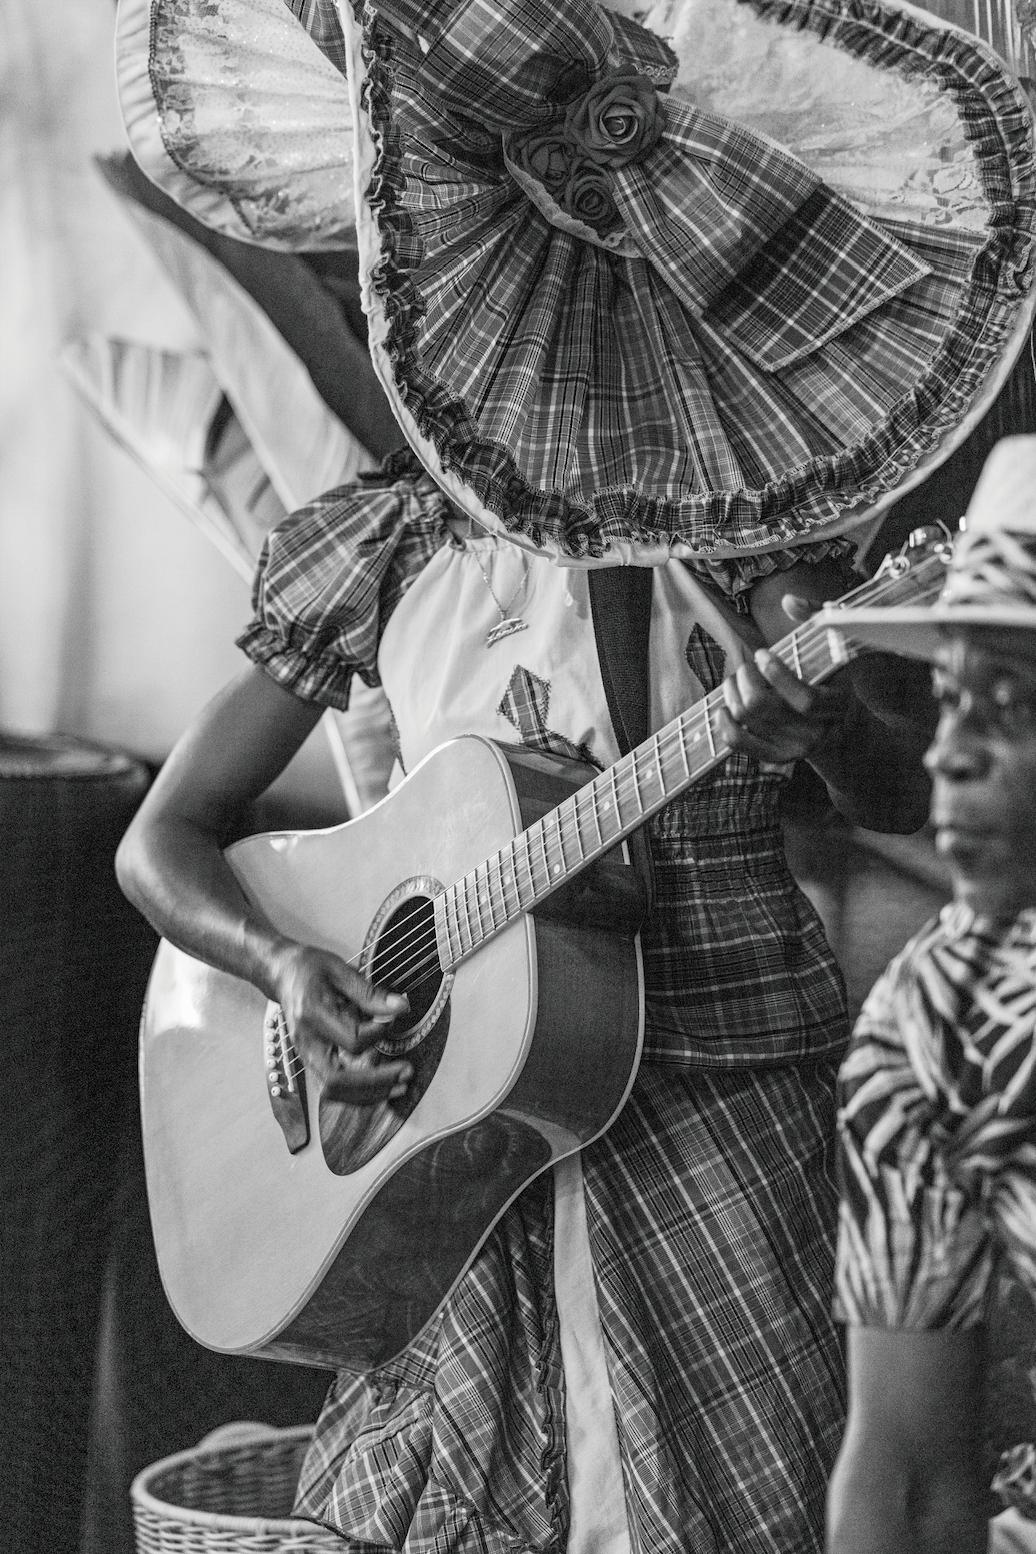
[340,0,1036,563]
[119,0,1036,565]
[117,0,356,249]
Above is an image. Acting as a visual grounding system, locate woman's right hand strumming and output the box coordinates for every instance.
[267,941,411,1103]
[117,665,411,1106]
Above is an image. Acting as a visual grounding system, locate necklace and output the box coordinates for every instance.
[475,551,529,647]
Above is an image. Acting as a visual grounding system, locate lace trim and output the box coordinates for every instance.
[118,0,356,251]
[660,0,993,232]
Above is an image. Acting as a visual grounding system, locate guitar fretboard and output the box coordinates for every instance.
[433,548,948,971]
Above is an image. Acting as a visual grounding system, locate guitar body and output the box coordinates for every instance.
[141,736,644,1372]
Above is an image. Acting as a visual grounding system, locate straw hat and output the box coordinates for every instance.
[827,436,1036,660]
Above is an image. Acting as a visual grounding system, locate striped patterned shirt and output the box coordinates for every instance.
[835,902,1036,1330]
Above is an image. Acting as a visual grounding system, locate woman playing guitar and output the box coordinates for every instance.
[115,0,1034,1543]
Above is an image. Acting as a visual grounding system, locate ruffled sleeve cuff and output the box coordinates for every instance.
[237,465,451,710]
[686,536,858,607]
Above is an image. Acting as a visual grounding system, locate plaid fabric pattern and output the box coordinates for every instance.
[835,903,1036,1330]
[617,112,927,355]
[496,664,596,765]
[295,1173,567,1552]
[641,761,848,1067]
[382,0,613,129]
[283,0,348,75]
[340,0,1035,559]
[237,463,451,710]
[294,1061,845,1553]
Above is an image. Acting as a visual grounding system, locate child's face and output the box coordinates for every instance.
[926,629,1036,920]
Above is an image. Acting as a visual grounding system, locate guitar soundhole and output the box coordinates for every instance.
[369,895,446,1055]
[319,885,451,1177]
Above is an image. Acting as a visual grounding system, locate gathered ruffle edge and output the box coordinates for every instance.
[687,534,858,601]
[236,455,449,708]
[235,620,363,709]
[355,0,1036,560]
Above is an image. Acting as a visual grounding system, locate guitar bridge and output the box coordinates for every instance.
[264,1003,310,1154]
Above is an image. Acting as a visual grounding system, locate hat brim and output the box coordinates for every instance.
[347,0,1036,563]
[825,604,1036,660]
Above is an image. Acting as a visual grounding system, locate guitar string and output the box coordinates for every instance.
[337,581,921,996]
[308,559,940,999]
[346,623,858,995]
[348,595,913,996]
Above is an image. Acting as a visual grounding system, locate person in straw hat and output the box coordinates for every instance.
[823,435,1036,1552]
[114,0,1035,1549]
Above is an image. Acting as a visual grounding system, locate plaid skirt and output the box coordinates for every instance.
[294,1058,845,1553]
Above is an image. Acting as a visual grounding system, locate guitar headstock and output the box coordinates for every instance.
[872,520,957,582]
[822,521,957,620]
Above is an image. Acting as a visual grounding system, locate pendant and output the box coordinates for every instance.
[486,616,528,648]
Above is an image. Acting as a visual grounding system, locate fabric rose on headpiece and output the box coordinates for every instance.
[560,164,621,233]
[505,129,574,196]
[565,70,663,169]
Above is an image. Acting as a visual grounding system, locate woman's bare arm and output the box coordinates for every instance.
[116,665,410,1102]
[827,1326,988,1554]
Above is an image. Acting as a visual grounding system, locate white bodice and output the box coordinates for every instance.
[378,525,761,775]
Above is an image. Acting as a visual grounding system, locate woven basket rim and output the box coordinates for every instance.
[130,1423,317,1533]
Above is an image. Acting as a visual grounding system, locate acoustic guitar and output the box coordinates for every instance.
[141,531,951,1371]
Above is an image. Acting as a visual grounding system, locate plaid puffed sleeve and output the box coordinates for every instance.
[237,467,452,710]
[834,907,1036,1330]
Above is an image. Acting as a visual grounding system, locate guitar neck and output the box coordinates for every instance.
[434,544,951,971]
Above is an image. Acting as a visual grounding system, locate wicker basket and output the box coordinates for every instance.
[131,1422,345,1553]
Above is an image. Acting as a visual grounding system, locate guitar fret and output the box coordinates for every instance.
[589,782,604,850]
[677,714,691,779]
[442,886,461,965]
[652,731,665,801]
[705,703,717,758]
[493,850,510,922]
[629,749,644,816]
[503,843,521,915]
[790,631,802,680]
[551,808,566,880]
[482,862,498,934]
[459,875,474,952]
[569,794,585,864]
[475,870,487,938]
[519,829,535,905]
[608,764,622,833]
[538,823,553,890]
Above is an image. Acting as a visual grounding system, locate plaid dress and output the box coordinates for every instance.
[239,469,851,1552]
